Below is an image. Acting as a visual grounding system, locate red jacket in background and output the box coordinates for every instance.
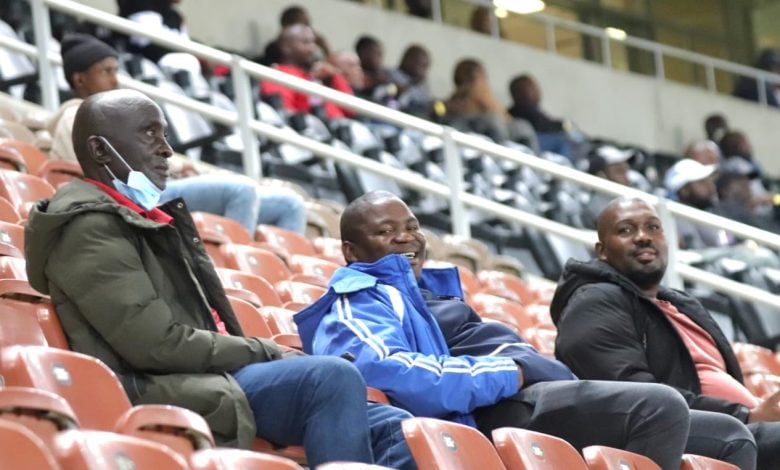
[260,64,355,119]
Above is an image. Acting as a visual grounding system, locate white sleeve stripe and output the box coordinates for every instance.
[342,296,391,357]
[486,343,536,356]
[335,296,387,358]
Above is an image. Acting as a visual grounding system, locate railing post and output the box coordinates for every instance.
[230,54,262,180]
[654,48,665,80]
[757,73,768,106]
[601,34,611,68]
[545,18,556,53]
[431,0,443,23]
[442,127,470,238]
[656,198,682,289]
[30,0,59,112]
[705,62,716,92]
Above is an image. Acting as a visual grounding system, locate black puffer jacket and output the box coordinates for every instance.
[550,259,751,422]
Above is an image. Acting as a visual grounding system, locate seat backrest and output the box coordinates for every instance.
[190,448,303,470]
[401,417,507,470]
[221,244,291,284]
[216,267,282,307]
[478,270,536,305]
[0,281,69,349]
[0,254,26,277]
[582,446,661,470]
[523,326,558,357]
[732,342,780,375]
[0,141,27,171]
[0,386,78,448]
[492,427,588,470]
[191,211,253,245]
[227,296,275,339]
[312,236,346,265]
[0,302,48,347]
[0,195,21,223]
[54,430,189,470]
[471,293,537,332]
[0,219,24,253]
[114,404,215,459]
[0,345,132,430]
[275,280,326,305]
[34,160,84,189]
[288,254,340,279]
[0,170,55,218]
[680,454,739,470]
[0,138,46,171]
[260,307,299,336]
[256,224,317,257]
[0,419,61,469]
[317,463,394,470]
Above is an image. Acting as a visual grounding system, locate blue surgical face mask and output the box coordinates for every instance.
[98,137,163,210]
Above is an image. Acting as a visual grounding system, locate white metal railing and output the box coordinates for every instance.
[442,0,780,105]
[8,0,780,313]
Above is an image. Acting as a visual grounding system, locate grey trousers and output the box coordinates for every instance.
[474,380,757,470]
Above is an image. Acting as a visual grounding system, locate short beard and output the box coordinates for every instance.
[625,267,665,291]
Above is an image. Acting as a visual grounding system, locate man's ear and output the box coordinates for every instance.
[342,240,357,264]
[595,241,606,260]
[86,135,111,166]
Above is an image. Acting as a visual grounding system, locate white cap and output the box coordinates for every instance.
[664,159,716,194]
[595,145,634,164]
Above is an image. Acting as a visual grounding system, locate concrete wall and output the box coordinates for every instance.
[74,0,780,175]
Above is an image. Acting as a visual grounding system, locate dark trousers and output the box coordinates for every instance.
[748,421,780,470]
[474,380,755,470]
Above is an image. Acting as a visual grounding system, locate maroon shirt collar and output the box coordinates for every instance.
[84,178,173,225]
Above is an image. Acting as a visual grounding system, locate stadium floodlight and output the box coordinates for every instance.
[492,0,546,15]
[605,27,627,41]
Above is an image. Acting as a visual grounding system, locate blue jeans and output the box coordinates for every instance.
[537,131,573,161]
[232,356,415,469]
[161,175,307,235]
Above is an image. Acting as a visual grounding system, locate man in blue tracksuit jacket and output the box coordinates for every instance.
[295,191,697,469]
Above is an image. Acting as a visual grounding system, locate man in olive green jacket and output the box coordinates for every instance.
[24,89,415,469]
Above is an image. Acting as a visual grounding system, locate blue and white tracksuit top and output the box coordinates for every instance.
[294,254,575,427]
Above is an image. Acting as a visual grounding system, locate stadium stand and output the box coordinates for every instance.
[0,0,776,467]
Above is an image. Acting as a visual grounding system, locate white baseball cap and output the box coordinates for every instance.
[664,159,717,194]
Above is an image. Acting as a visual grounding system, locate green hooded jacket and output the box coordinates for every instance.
[24,179,282,448]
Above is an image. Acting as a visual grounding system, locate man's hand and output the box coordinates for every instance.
[279,345,307,359]
[748,389,780,423]
[517,365,524,390]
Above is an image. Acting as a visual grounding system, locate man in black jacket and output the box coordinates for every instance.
[552,197,780,470]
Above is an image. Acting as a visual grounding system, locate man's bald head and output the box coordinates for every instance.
[72,89,172,188]
[341,191,400,242]
[595,197,668,297]
[684,140,721,166]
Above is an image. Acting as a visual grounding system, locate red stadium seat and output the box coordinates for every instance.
[190,448,303,469]
[0,279,69,349]
[523,326,558,357]
[288,254,340,279]
[492,427,588,470]
[0,419,61,469]
[192,211,254,245]
[312,236,346,265]
[0,302,48,347]
[275,280,326,305]
[54,429,189,470]
[583,445,661,470]
[217,267,283,307]
[0,220,25,256]
[227,296,275,339]
[114,404,215,459]
[0,196,21,224]
[221,244,292,285]
[317,463,394,470]
[0,386,78,448]
[0,138,44,170]
[256,224,317,257]
[681,454,740,470]
[402,417,507,470]
[34,160,83,189]
[478,270,537,305]
[0,170,55,218]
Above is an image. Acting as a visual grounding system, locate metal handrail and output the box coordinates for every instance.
[8,0,780,310]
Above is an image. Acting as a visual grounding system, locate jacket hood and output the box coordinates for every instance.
[25,179,167,294]
[294,254,462,354]
[550,258,648,325]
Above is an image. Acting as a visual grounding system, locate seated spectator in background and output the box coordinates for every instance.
[355,35,394,104]
[551,197,780,470]
[388,44,433,116]
[119,0,208,97]
[685,139,722,166]
[329,50,365,92]
[25,89,415,468]
[470,6,494,35]
[704,113,729,143]
[712,157,780,234]
[291,191,762,469]
[732,49,780,107]
[444,59,535,145]
[507,74,572,159]
[261,24,354,119]
[49,33,118,163]
[54,34,307,234]
[405,0,432,18]
[719,130,771,202]
[664,159,728,249]
[260,5,330,67]
[582,145,646,229]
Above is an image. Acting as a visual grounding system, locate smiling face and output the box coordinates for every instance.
[342,196,426,278]
[596,199,668,296]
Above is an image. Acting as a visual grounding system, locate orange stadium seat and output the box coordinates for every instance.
[0,138,46,172]
[743,373,780,398]
[492,427,588,470]
[681,454,739,470]
[0,419,61,469]
[34,160,83,189]
[227,296,275,339]
[0,278,69,349]
[402,417,507,470]
[471,293,537,332]
[0,140,27,171]
[54,430,189,470]
[217,267,283,307]
[221,244,292,285]
[114,404,215,459]
[478,271,537,305]
[523,326,558,357]
[190,448,303,470]
[732,342,780,375]
[312,236,347,265]
[259,306,302,350]
[192,211,254,245]
[275,280,326,305]
[256,224,318,257]
[0,302,49,347]
[583,445,661,470]
[0,170,55,218]
[0,220,24,256]
[0,386,78,448]
[317,463,394,470]
[0,196,21,223]
[288,254,340,279]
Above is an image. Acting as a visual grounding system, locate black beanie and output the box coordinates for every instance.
[61,33,118,86]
